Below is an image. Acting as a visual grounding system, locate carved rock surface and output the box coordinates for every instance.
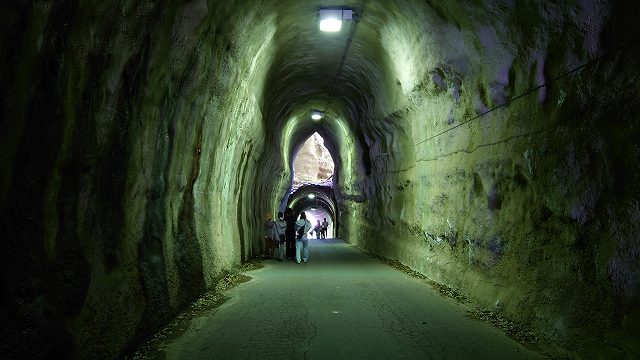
[0,1,639,359]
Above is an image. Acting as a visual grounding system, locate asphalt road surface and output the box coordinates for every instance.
[163,239,543,360]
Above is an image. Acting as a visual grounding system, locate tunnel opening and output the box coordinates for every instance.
[292,132,335,190]
[2,1,640,359]
[304,207,334,239]
[287,184,338,239]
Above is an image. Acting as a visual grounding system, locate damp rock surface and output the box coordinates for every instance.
[0,1,639,359]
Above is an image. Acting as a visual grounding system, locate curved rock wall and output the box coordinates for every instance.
[1,0,639,359]
[344,1,640,357]
[1,1,278,358]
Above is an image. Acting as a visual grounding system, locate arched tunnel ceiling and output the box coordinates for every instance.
[260,0,425,195]
[257,0,617,142]
[288,184,337,220]
[262,1,397,139]
[2,1,640,358]
[258,0,622,201]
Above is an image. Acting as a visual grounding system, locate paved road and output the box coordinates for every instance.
[164,239,543,360]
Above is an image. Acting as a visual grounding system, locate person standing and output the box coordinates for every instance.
[314,220,322,239]
[273,211,287,261]
[263,213,275,258]
[284,207,296,259]
[294,211,312,263]
[321,218,329,239]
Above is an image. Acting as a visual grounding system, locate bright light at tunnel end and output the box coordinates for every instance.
[308,194,316,199]
[320,19,342,32]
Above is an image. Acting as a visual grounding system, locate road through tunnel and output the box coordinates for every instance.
[1,1,639,359]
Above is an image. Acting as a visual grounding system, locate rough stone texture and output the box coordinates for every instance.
[292,132,334,187]
[340,2,640,358]
[1,0,639,359]
[1,1,276,358]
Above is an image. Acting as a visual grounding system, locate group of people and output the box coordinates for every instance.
[312,218,329,239]
[263,209,330,264]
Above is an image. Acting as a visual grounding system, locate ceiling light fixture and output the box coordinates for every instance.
[311,110,324,120]
[320,18,342,32]
[318,8,354,32]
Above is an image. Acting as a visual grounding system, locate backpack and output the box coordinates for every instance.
[296,223,305,239]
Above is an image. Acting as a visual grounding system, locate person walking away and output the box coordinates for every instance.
[285,208,296,259]
[263,213,275,258]
[274,211,287,261]
[294,212,312,263]
[314,220,322,239]
[321,218,329,239]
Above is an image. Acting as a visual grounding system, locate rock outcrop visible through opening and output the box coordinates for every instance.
[0,1,639,358]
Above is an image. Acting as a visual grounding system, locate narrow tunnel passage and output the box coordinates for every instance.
[1,1,639,359]
[286,131,338,237]
[160,241,542,360]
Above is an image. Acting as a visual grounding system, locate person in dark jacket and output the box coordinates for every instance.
[321,218,329,238]
[284,207,296,259]
[263,213,275,257]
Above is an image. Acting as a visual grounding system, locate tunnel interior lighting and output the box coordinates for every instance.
[320,19,342,32]
[311,110,324,120]
[308,194,316,199]
[318,8,353,32]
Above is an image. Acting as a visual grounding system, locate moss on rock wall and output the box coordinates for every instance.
[1,1,278,358]
[1,0,639,359]
[343,1,640,357]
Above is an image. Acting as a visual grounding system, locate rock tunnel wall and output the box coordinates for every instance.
[341,1,640,357]
[1,0,639,359]
[1,1,279,358]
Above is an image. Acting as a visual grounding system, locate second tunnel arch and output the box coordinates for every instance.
[281,112,360,187]
[287,184,338,238]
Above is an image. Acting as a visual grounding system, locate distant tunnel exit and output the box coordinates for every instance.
[292,132,335,189]
[287,185,338,239]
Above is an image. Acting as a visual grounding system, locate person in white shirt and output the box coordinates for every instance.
[321,218,329,238]
[294,211,312,263]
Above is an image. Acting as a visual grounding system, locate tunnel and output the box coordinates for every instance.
[288,184,337,238]
[1,1,639,359]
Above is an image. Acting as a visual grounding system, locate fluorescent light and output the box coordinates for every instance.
[311,110,324,120]
[320,18,342,32]
[318,8,354,32]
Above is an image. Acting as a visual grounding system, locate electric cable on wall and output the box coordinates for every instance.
[323,0,367,113]
[376,36,640,160]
